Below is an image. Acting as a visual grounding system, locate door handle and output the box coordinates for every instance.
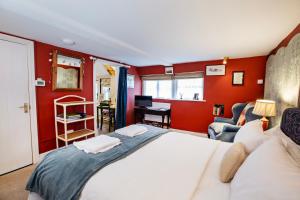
[18,103,30,113]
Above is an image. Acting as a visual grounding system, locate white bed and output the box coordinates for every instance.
[29,132,232,200]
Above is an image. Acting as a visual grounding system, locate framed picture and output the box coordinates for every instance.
[206,65,225,76]
[165,66,174,75]
[127,74,135,88]
[232,71,245,85]
[51,50,84,91]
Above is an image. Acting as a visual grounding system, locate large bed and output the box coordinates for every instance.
[28,108,300,200]
[29,132,231,200]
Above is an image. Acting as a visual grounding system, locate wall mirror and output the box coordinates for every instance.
[51,50,84,91]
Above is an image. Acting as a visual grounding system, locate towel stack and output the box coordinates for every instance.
[115,125,148,137]
[73,135,121,154]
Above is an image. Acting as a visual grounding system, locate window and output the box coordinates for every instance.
[142,72,204,100]
[175,78,203,100]
[143,80,172,99]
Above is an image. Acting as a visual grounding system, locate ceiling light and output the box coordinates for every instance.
[223,57,229,65]
[62,38,75,45]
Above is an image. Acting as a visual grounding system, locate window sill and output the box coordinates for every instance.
[153,98,206,102]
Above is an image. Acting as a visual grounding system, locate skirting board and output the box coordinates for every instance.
[169,128,207,138]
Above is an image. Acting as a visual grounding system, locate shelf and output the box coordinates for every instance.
[54,95,96,148]
[56,101,94,106]
[56,115,94,124]
[57,129,95,142]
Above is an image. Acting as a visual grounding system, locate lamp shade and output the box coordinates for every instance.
[252,100,276,117]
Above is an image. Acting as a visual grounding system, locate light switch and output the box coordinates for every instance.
[257,79,264,84]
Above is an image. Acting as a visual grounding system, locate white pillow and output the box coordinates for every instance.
[230,137,300,200]
[274,127,300,167]
[263,125,279,136]
[234,120,267,153]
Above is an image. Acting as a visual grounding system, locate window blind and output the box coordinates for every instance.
[141,71,204,80]
[174,71,204,79]
[141,74,172,80]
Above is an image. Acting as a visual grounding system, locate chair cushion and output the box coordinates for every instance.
[209,122,227,134]
[236,102,255,126]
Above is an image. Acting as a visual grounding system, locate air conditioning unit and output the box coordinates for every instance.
[165,66,173,75]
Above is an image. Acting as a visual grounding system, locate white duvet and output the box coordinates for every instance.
[29,132,231,200]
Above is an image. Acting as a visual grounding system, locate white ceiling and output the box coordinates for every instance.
[0,0,299,66]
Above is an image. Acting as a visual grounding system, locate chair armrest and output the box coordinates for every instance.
[214,117,235,125]
[222,125,241,132]
[216,131,237,143]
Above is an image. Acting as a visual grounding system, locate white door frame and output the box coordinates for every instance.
[93,59,120,133]
[0,33,39,163]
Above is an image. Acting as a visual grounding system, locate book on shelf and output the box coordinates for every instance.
[56,113,82,121]
[213,105,224,116]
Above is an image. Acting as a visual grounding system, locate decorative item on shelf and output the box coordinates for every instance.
[252,99,276,130]
[206,65,226,76]
[127,74,135,88]
[232,71,245,86]
[223,56,229,65]
[193,93,199,100]
[213,104,224,116]
[179,93,183,100]
[165,66,174,75]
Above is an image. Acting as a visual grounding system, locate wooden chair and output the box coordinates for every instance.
[97,102,115,132]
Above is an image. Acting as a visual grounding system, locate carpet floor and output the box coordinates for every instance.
[0,165,35,200]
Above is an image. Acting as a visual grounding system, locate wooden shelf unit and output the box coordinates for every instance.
[54,95,95,148]
[57,129,95,142]
[56,115,94,124]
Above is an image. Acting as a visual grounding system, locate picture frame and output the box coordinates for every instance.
[51,50,84,91]
[206,65,226,76]
[232,71,245,85]
[127,74,135,88]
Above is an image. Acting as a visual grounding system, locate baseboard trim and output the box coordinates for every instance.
[169,128,208,137]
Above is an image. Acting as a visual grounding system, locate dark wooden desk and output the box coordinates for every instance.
[134,107,171,128]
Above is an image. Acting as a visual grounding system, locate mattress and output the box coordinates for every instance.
[29,132,231,200]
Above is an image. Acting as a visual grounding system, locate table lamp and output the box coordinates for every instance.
[252,99,276,130]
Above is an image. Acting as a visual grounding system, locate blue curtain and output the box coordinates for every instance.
[116,67,128,129]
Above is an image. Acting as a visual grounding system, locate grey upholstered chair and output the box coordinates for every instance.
[208,103,261,142]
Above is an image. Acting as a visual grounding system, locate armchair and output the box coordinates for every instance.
[208,103,260,142]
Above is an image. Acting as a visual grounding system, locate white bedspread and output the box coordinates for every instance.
[29,132,231,200]
[192,141,231,200]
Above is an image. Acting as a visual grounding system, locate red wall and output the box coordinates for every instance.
[137,56,267,133]
[34,42,140,153]
[35,42,95,153]
[1,32,266,152]
[127,67,142,125]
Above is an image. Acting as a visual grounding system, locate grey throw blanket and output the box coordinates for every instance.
[26,125,168,200]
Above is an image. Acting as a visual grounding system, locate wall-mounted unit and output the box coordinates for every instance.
[165,66,173,75]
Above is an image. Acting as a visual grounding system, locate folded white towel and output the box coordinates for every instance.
[115,125,148,137]
[73,135,121,154]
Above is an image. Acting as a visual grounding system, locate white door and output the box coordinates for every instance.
[0,39,33,174]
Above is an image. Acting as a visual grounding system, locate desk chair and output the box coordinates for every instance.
[97,102,115,132]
